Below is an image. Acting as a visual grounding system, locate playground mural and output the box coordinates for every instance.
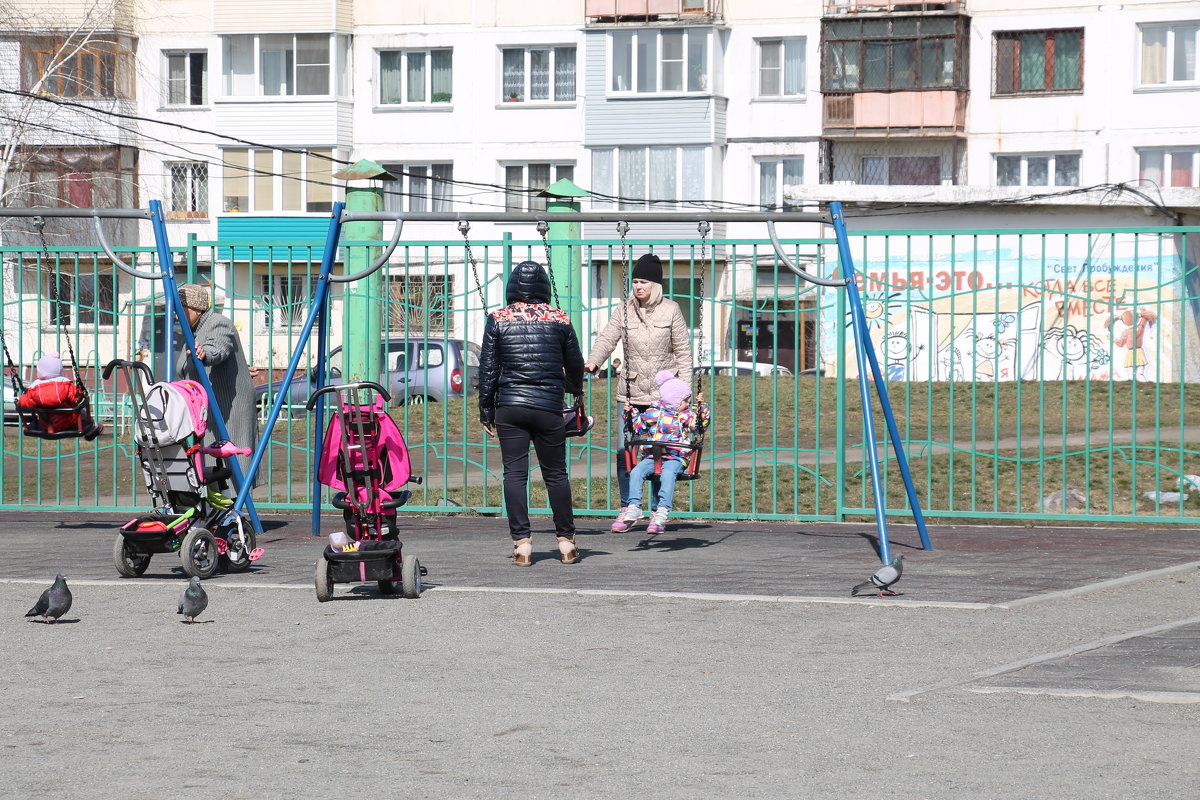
[819,232,1200,383]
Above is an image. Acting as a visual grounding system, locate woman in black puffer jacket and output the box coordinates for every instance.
[478,260,585,566]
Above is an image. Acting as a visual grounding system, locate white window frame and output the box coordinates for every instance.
[164,50,208,106]
[381,163,454,212]
[756,37,806,99]
[221,147,339,214]
[221,34,346,98]
[993,152,1080,187]
[589,146,709,210]
[259,273,317,331]
[756,157,804,210]
[503,162,575,211]
[609,28,710,95]
[166,161,209,219]
[500,45,577,104]
[1138,22,1200,88]
[1137,147,1200,188]
[378,48,453,106]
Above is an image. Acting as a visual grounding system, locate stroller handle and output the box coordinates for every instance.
[306,381,391,410]
[102,358,155,383]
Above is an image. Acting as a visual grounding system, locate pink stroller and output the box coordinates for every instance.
[309,381,424,601]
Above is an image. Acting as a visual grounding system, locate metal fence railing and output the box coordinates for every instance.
[3,225,1199,524]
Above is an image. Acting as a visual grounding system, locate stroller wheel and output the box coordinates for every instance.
[112,533,151,578]
[181,527,219,579]
[219,517,257,573]
[402,555,422,599]
[315,558,334,602]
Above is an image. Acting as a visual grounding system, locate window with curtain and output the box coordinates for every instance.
[993,29,1083,95]
[994,153,1080,187]
[166,51,207,105]
[502,163,575,211]
[758,38,805,97]
[221,34,341,97]
[379,49,453,104]
[1138,149,1199,188]
[1139,22,1198,86]
[500,46,576,102]
[15,146,136,209]
[596,146,708,210]
[758,158,804,209]
[221,148,338,213]
[610,28,709,94]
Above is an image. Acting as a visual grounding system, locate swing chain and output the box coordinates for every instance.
[616,220,634,439]
[694,221,709,394]
[535,220,561,308]
[34,216,87,400]
[459,220,488,313]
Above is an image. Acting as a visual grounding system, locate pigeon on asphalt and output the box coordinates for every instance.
[177,576,208,624]
[25,572,72,623]
[851,554,904,597]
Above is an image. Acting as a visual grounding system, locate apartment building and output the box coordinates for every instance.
[2,0,1196,370]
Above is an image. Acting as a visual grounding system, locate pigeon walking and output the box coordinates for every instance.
[851,554,904,597]
[25,572,72,623]
[177,576,208,623]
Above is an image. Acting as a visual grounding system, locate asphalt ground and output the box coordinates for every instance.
[3,510,1199,799]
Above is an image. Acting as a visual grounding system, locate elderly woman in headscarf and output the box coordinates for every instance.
[176,283,259,483]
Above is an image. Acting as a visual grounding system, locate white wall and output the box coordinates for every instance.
[966,4,1200,187]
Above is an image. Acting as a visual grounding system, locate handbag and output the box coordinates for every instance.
[563,395,593,438]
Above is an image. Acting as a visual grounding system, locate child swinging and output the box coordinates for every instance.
[612,370,710,534]
[16,352,104,440]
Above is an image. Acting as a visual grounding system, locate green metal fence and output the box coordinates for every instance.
[3,225,1199,524]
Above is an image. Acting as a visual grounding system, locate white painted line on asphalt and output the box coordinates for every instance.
[890,614,1200,703]
[0,577,989,607]
[995,560,1200,609]
[968,686,1200,704]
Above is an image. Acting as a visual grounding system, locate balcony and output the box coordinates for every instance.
[824,0,961,14]
[585,0,722,23]
[824,90,966,135]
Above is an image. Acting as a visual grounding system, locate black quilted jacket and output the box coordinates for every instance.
[478,261,585,424]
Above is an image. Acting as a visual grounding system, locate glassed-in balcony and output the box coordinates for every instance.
[585,0,721,23]
[824,0,962,15]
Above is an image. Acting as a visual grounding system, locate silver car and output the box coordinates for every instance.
[256,337,481,408]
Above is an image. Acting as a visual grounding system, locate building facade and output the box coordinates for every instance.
[1,0,1197,374]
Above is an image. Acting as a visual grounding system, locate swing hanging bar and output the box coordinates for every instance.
[766,220,849,288]
[340,210,830,224]
[330,219,405,283]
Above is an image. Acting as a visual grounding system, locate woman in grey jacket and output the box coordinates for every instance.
[176,283,260,486]
[584,253,692,531]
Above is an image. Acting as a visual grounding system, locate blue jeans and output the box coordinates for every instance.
[627,456,685,512]
[616,401,658,506]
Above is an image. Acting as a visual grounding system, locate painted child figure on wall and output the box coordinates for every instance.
[1108,306,1158,381]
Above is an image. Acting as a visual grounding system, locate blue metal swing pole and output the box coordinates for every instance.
[830,221,892,563]
[225,202,347,531]
[309,238,333,537]
[149,200,263,534]
[829,201,932,558]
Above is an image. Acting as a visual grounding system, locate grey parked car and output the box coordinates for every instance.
[255,337,481,409]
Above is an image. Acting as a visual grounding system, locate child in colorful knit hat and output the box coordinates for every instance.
[612,370,710,534]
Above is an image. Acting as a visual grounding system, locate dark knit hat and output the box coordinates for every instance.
[631,253,663,284]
